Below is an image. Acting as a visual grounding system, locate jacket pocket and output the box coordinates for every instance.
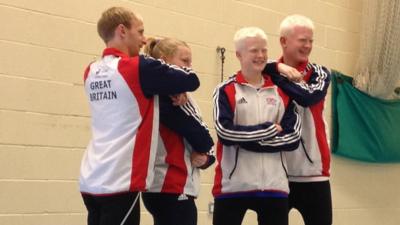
[228,146,240,179]
[300,138,314,164]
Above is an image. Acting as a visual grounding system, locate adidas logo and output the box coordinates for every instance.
[238,97,248,104]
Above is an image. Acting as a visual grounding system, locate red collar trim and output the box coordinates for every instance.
[102,48,129,58]
[278,56,309,73]
[236,71,274,88]
[235,71,247,84]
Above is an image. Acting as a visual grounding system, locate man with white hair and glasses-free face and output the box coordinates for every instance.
[212,27,302,225]
[264,14,332,225]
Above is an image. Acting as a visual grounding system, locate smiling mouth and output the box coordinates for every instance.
[299,49,310,55]
[253,60,266,65]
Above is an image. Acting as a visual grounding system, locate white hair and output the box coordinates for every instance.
[233,27,268,51]
[279,14,315,37]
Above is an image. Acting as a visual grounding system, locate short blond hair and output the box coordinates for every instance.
[144,37,189,59]
[233,27,268,51]
[97,7,139,43]
[280,14,314,37]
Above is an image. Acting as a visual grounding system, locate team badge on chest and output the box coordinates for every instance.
[266,97,277,105]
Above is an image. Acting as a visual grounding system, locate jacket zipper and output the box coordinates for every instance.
[280,151,289,178]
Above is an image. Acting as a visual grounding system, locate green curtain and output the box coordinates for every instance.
[331,70,400,162]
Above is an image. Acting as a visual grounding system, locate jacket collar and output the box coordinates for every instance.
[278,56,309,73]
[278,56,312,82]
[236,71,275,88]
[102,48,130,58]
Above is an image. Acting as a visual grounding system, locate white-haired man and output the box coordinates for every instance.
[264,14,332,225]
[212,27,302,225]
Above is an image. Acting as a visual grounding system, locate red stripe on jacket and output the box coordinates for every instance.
[213,82,236,196]
[159,124,188,193]
[118,57,155,191]
[310,101,330,176]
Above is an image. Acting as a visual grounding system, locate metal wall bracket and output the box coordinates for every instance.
[216,46,226,82]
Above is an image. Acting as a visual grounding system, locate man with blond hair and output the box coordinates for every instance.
[79,7,200,225]
[264,14,332,225]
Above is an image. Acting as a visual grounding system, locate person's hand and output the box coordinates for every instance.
[170,93,188,106]
[275,124,283,133]
[277,63,303,82]
[190,152,208,167]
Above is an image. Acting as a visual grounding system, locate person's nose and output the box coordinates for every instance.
[305,40,312,49]
[142,36,147,45]
[257,50,265,58]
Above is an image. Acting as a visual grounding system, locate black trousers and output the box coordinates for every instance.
[213,197,289,225]
[142,192,197,225]
[289,181,332,225]
[82,192,140,225]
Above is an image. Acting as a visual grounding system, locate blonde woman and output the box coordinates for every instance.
[142,38,215,225]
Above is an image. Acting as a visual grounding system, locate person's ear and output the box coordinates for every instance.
[280,36,287,48]
[235,51,241,60]
[115,24,126,38]
[160,55,168,62]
